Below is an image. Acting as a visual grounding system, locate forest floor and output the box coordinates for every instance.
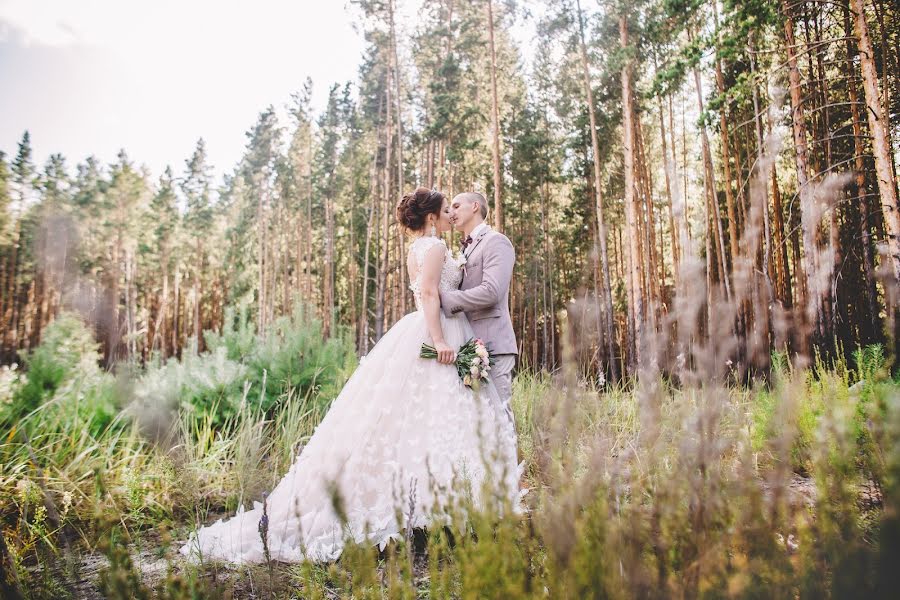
[48,473,876,599]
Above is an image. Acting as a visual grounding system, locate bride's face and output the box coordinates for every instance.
[431,198,452,234]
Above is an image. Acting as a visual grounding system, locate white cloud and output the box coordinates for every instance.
[0,0,538,181]
[0,0,367,178]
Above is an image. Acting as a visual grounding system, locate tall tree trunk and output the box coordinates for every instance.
[109,222,123,364]
[783,0,822,344]
[194,240,203,351]
[621,13,642,370]
[324,193,335,338]
[712,0,740,274]
[257,185,267,335]
[656,86,680,273]
[575,0,618,380]
[388,0,407,315]
[376,81,393,341]
[636,112,660,319]
[305,130,314,305]
[150,261,169,359]
[844,3,879,333]
[690,36,731,301]
[5,222,21,354]
[873,0,898,199]
[172,264,180,357]
[852,0,900,282]
[360,96,385,354]
[487,0,503,232]
[749,48,776,299]
[806,5,837,342]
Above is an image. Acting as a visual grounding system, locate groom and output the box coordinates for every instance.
[441,192,517,419]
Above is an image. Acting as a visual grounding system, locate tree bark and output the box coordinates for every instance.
[853,0,900,282]
[375,78,393,341]
[388,0,407,315]
[712,0,740,272]
[690,41,731,301]
[844,2,879,331]
[657,87,680,273]
[621,13,642,370]
[487,0,503,232]
[783,0,822,342]
[575,0,618,380]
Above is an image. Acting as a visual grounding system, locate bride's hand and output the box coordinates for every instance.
[435,341,456,365]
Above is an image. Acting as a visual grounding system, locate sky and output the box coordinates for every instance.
[0,0,370,181]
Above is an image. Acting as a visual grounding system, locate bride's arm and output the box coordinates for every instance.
[420,244,456,364]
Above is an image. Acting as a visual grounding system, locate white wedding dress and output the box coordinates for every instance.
[180,236,520,564]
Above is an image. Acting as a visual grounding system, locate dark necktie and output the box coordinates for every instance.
[460,235,473,253]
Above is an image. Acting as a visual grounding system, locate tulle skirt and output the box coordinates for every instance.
[180,311,520,564]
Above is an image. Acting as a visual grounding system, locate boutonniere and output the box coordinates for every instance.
[457,251,468,276]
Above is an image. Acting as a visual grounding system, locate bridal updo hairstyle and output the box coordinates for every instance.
[397,187,445,231]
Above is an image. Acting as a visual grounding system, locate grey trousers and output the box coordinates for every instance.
[491,353,517,422]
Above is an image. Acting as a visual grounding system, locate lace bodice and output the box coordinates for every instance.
[408,236,463,311]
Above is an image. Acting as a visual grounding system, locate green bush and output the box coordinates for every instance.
[203,303,356,418]
[2,313,103,428]
[135,344,248,428]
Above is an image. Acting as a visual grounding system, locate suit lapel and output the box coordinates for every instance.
[464,226,491,258]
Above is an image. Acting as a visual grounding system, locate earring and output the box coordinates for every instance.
[430,224,437,237]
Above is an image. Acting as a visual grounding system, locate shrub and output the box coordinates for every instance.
[203,303,356,418]
[1,313,103,429]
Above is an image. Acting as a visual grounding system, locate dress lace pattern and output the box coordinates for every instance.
[180,235,519,565]
[408,236,463,312]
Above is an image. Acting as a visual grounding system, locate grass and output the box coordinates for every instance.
[1,310,899,598]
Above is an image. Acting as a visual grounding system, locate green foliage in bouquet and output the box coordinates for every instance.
[420,338,494,390]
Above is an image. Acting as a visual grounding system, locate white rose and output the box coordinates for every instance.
[472,357,481,366]
[470,366,480,378]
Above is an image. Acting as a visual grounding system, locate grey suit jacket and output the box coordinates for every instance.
[440,227,518,355]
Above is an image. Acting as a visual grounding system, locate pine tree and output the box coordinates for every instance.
[240,107,282,333]
[181,138,214,350]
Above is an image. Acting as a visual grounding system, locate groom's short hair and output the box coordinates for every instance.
[457,192,488,219]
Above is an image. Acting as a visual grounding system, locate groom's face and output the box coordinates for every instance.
[449,195,479,232]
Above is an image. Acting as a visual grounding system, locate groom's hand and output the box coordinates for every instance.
[434,340,456,365]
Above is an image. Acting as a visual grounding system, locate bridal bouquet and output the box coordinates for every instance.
[420,338,495,390]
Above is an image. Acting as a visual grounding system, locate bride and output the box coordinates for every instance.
[180,187,520,564]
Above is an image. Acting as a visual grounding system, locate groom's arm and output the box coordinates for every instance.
[440,235,514,317]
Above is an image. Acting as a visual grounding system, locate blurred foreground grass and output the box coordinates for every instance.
[1,312,899,598]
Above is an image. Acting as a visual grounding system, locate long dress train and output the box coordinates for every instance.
[180,236,519,563]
